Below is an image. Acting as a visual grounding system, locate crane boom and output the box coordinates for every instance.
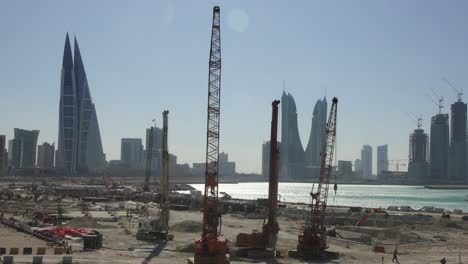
[296,97,338,259]
[194,6,228,264]
[143,127,154,192]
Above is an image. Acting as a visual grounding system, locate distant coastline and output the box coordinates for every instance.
[424,185,468,190]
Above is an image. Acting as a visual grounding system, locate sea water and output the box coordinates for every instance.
[190,183,468,212]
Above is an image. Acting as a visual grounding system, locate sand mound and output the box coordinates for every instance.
[171,220,202,233]
[64,217,108,229]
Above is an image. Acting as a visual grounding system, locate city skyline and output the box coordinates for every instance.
[2,1,468,173]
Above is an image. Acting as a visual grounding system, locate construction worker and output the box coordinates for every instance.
[392,245,399,263]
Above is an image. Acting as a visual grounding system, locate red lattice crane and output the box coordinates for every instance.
[295,97,338,260]
[193,6,229,264]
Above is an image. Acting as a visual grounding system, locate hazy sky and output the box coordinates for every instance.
[1,0,468,174]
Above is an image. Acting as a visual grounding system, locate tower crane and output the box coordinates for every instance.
[193,6,229,264]
[442,77,463,102]
[235,100,280,257]
[291,97,338,260]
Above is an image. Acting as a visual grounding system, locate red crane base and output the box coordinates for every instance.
[194,236,229,264]
[292,230,327,260]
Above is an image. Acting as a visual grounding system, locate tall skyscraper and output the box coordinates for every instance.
[430,114,449,183]
[408,127,429,182]
[10,128,39,169]
[448,99,467,182]
[377,145,388,176]
[280,91,305,180]
[0,135,6,176]
[57,33,106,175]
[121,138,143,168]
[37,142,55,169]
[361,145,372,179]
[305,98,327,166]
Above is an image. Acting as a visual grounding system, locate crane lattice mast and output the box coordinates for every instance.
[297,97,338,259]
[194,6,228,264]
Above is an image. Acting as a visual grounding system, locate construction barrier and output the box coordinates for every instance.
[0,247,69,256]
[62,256,73,264]
[3,256,14,264]
[32,256,43,264]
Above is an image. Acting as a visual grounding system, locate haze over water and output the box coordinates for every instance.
[190,183,468,212]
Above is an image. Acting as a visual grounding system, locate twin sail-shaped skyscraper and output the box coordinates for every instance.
[280,91,327,180]
[57,33,106,175]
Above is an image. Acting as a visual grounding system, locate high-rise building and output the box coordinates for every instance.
[37,142,55,169]
[377,145,388,176]
[57,33,106,175]
[430,114,449,183]
[361,145,372,179]
[218,152,236,177]
[121,138,143,168]
[337,160,352,179]
[305,98,327,166]
[8,139,21,171]
[146,126,163,174]
[354,159,362,171]
[10,128,39,169]
[262,141,281,177]
[0,135,6,176]
[219,152,229,164]
[146,126,163,152]
[280,91,305,180]
[408,127,429,183]
[448,100,467,182]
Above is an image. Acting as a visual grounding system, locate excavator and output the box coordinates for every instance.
[136,110,172,241]
[356,208,388,226]
[235,100,280,258]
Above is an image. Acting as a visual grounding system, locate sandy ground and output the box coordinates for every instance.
[2,209,468,264]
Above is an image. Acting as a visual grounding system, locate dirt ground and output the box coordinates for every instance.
[3,209,467,264]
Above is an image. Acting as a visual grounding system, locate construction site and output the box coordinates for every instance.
[1,5,468,264]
